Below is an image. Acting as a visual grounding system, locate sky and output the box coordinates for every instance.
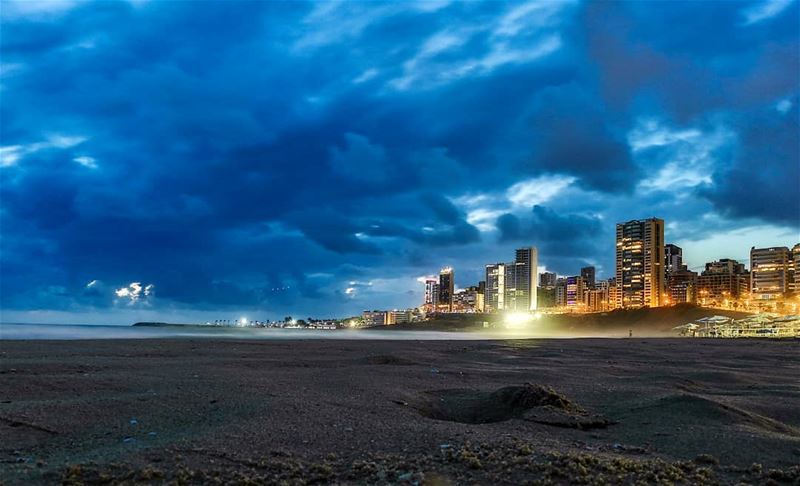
[1,0,798,324]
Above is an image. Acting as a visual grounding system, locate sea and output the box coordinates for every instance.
[0,322,495,341]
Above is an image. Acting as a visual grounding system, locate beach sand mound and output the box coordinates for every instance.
[412,383,613,429]
[637,394,800,437]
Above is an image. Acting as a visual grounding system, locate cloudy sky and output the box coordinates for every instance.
[1,0,798,324]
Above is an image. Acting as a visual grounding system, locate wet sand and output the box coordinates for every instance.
[1,338,799,484]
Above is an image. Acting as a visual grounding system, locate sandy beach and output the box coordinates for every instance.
[2,338,799,484]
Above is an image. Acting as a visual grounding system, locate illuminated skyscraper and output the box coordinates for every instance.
[504,264,519,309]
[697,258,749,305]
[750,247,791,301]
[423,277,439,307]
[565,276,584,308]
[607,278,619,310]
[668,269,698,304]
[506,247,538,311]
[792,244,800,295]
[485,263,506,312]
[664,244,686,274]
[616,218,665,308]
[438,267,454,312]
[584,279,610,312]
[555,277,567,307]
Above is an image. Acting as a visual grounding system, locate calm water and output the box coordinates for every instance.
[0,322,505,341]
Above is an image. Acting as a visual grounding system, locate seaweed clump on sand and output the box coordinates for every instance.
[56,444,800,485]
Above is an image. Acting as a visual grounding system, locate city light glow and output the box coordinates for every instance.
[504,312,534,329]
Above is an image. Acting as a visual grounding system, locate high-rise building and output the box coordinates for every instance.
[565,276,584,308]
[423,277,439,307]
[667,269,698,304]
[584,281,610,312]
[607,278,619,310]
[664,244,686,274]
[438,267,454,311]
[697,273,749,305]
[477,280,486,311]
[506,247,538,311]
[537,286,556,308]
[485,263,506,312]
[453,286,482,312]
[539,271,557,288]
[697,258,749,305]
[616,218,665,308]
[504,264,519,310]
[792,244,800,295]
[537,271,557,309]
[475,291,485,312]
[484,247,538,313]
[750,247,791,301]
[704,258,747,275]
[580,266,596,289]
[555,277,567,307]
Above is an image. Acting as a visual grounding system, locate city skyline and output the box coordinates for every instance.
[417,215,798,315]
[1,1,798,324]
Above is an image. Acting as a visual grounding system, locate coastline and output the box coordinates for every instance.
[133,304,756,338]
[0,304,767,341]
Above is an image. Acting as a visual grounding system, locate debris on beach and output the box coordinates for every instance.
[362,355,417,366]
[54,444,800,485]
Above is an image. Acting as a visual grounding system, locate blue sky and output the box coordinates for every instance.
[1,0,798,324]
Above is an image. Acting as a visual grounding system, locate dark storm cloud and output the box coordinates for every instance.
[525,84,638,192]
[497,206,604,273]
[583,0,799,119]
[702,98,800,225]
[329,133,392,184]
[1,0,798,320]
